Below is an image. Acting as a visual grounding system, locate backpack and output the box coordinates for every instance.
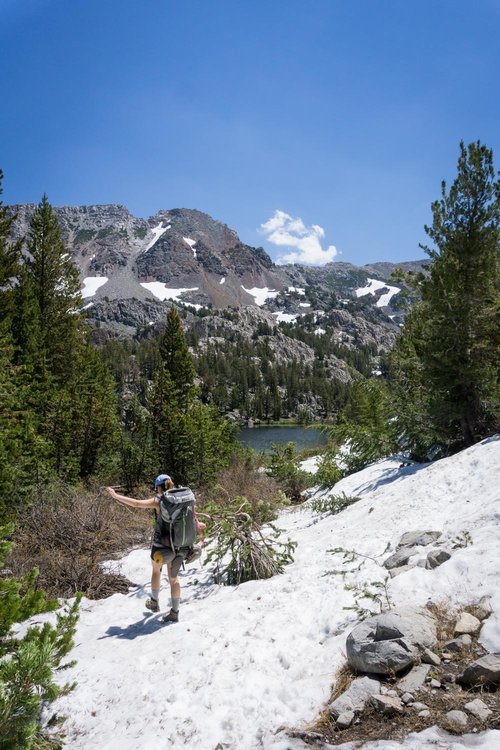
[158,487,198,553]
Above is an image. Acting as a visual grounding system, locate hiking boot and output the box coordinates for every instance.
[162,608,179,623]
[145,597,159,613]
[185,545,202,564]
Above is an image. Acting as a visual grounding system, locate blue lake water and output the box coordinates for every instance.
[236,425,327,453]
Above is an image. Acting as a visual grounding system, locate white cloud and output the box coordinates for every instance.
[260,210,337,265]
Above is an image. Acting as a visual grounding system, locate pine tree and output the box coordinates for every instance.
[393,141,499,451]
[151,309,234,486]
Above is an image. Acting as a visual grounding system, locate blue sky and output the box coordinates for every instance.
[1,0,498,266]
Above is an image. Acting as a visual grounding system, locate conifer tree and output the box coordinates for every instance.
[151,308,234,486]
[393,141,499,451]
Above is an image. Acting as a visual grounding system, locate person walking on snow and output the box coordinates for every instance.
[105,474,203,623]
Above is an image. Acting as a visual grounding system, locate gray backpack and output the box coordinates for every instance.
[158,487,198,553]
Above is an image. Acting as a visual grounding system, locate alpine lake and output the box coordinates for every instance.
[236,424,327,454]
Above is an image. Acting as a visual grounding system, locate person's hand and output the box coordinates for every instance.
[105,487,118,498]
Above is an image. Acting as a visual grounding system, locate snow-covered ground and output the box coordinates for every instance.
[241,285,280,305]
[52,437,500,749]
[143,222,170,252]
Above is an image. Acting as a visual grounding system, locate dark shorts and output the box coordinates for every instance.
[150,545,186,577]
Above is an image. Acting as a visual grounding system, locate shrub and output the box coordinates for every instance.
[314,451,343,489]
[266,441,313,502]
[8,482,151,599]
[0,523,80,749]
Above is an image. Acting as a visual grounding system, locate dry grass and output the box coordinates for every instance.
[197,455,286,527]
[8,482,151,599]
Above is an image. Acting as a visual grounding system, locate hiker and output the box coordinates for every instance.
[105,474,203,623]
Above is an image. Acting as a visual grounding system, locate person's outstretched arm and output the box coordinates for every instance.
[105,487,158,510]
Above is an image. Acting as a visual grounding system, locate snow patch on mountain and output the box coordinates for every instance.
[241,285,279,306]
[81,276,108,298]
[183,236,197,258]
[273,311,298,323]
[355,278,400,307]
[140,282,199,305]
[144,222,170,253]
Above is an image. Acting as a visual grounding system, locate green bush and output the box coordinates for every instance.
[315,451,343,489]
[266,442,313,502]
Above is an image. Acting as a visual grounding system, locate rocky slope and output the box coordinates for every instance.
[8,203,427,356]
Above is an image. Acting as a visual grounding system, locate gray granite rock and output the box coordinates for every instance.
[389,564,414,578]
[397,531,442,548]
[445,634,472,652]
[458,653,500,687]
[346,607,437,675]
[336,710,355,729]
[397,664,431,693]
[401,692,414,704]
[474,596,493,621]
[444,710,468,731]
[329,676,381,719]
[383,548,417,570]
[454,612,481,635]
[464,698,492,722]
[421,648,441,666]
[412,702,429,711]
[425,549,451,569]
[419,710,431,718]
[370,694,404,715]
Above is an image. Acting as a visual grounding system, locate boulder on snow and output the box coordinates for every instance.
[397,531,442,548]
[383,548,417,570]
[425,549,451,569]
[474,596,493,621]
[457,654,500,687]
[346,607,437,676]
[329,676,381,719]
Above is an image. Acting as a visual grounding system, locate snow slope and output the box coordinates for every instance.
[52,437,500,749]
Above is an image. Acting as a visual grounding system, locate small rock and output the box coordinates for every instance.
[421,648,441,666]
[425,549,451,569]
[383,548,416,570]
[418,710,431,718]
[397,664,431,693]
[444,710,468,731]
[442,673,455,683]
[386,689,398,698]
[464,699,492,722]
[475,597,493,621]
[329,676,381,719]
[370,694,404,715]
[454,612,481,636]
[445,634,472,652]
[336,710,355,729]
[430,679,441,688]
[401,692,414,704]
[412,702,429,711]
[458,654,500,687]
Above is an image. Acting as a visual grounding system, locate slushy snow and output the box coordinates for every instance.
[183,237,197,258]
[51,436,500,749]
